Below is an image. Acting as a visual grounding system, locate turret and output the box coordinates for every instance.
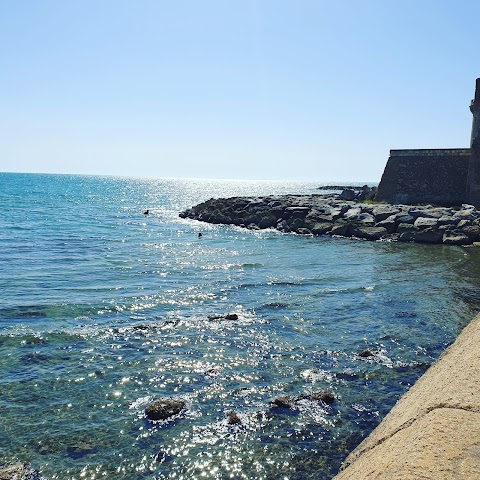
[467,78,480,206]
[470,78,480,147]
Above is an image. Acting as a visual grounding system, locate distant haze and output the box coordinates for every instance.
[0,0,479,182]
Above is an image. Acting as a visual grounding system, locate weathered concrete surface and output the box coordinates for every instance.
[334,314,480,479]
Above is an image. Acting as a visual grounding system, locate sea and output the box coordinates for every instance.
[1,172,480,480]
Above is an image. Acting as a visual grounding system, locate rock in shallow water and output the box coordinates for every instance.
[0,463,42,480]
[145,398,185,421]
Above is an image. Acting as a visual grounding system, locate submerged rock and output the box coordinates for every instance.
[145,398,185,421]
[0,463,42,480]
[358,350,375,358]
[66,441,97,458]
[300,390,336,405]
[270,395,297,409]
[226,411,242,425]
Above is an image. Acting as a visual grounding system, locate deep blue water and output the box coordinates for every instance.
[1,172,480,479]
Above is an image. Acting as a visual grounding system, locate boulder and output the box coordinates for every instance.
[226,411,242,425]
[414,229,443,244]
[351,226,388,240]
[394,214,415,224]
[258,214,278,229]
[357,213,375,226]
[287,217,305,230]
[344,208,362,220]
[145,398,185,421]
[0,463,42,480]
[310,223,333,235]
[437,215,458,226]
[328,223,351,236]
[375,218,397,233]
[414,217,438,229]
[397,223,418,233]
[339,189,356,201]
[296,228,311,235]
[461,225,480,241]
[372,206,401,222]
[358,349,375,358]
[442,230,471,245]
[299,390,336,405]
[270,395,297,409]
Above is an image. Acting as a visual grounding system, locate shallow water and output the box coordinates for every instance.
[1,173,480,479]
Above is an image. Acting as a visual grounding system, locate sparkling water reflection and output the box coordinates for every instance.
[1,173,480,479]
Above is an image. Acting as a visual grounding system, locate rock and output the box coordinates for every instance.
[0,463,42,480]
[394,214,415,224]
[358,349,375,358]
[454,209,476,220]
[258,214,277,229]
[310,222,333,235]
[344,208,362,220]
[398,231,416,242]
[145,398,185,421]
[270,395,297,409]
[414,217,438,229]
[442,230,471,245]
[357,213,375,226]
[328,223,351,237]
[67,441,97,458]
[300,390,336,405]
[287,218,305,231]
[461,225,480,241]
[414,229,443,244]
[456,219,472,229]
[226,411,242,425]
[437,215,458,226]
[397,223,418,233]
[225,313,239,320]
[375,218,397,233]
[296,228,312,235]
[351,226,388,240]
[339,189,356,201]
[372,206,401,222]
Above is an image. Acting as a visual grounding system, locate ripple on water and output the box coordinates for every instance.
[1,174,480,479]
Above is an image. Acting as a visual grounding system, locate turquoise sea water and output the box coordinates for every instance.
[1,172,480,480]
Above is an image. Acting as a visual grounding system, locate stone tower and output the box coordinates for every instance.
[467,78,480,206]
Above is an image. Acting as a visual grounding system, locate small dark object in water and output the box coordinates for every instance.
[144,209,150,215]
[226,411,242,425]
[300,390,336,405]
[145,398,185,421]
[224,313,239,320]
[358,349,375,358]
[270,395,297,409]
[198,232,202,238]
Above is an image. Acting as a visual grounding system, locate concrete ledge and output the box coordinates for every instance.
[333,314,480,479]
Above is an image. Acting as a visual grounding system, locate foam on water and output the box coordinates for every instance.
[1,173,480,479]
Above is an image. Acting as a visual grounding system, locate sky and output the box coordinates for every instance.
[1,0,480,182]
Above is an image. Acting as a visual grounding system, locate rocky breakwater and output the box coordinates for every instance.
[179,194,480,246]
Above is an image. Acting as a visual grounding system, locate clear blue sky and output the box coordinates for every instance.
[1,0,479,182]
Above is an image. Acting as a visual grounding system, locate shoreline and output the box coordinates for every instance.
[180,194,480,246]
[333,312,480,479]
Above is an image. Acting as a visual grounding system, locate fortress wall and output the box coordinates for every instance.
[375,149,471,206]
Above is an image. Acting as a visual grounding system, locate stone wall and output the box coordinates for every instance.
[375,149,470,206]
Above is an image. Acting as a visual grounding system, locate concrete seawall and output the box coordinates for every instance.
[333,314,480,479]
